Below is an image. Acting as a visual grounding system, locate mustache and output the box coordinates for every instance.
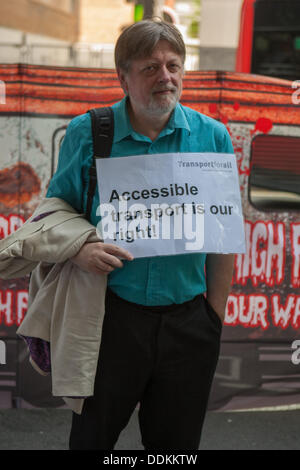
[152,86,177,93]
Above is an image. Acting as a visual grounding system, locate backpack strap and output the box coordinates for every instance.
[85,106,114,221]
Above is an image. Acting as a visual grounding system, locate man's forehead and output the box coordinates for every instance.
[137,40,182,62]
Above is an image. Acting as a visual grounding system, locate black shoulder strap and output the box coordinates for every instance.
[85,106,114,221]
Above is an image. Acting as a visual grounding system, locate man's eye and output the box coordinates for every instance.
[168,64,180,72]
[143,65,156,74]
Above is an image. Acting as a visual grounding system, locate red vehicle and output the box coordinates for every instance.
[236,0,300,81]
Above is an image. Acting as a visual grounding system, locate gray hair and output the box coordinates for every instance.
[115,19,186,72]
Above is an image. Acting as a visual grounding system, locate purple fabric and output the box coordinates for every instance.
[31,211,56,223]
[21,336,88,398]
[21,335,51,373]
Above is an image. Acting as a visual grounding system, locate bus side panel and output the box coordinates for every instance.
[0,65,299,411]
[206,72,300,410]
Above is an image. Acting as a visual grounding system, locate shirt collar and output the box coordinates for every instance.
[112,96,191,144]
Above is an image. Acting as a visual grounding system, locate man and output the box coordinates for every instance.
[46,19,235,450]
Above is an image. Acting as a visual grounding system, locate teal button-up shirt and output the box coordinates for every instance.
[46,97,234,306]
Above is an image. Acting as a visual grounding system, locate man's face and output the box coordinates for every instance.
[118,40,184,119]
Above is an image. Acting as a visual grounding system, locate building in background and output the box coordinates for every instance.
[74,0,134,67]
[0,0,200,69]
[0,0,81,66]
[0,0,133,68]
[171,0,201,69]
[199,0,243,71]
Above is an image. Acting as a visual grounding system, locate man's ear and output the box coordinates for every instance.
[117,67,128,95]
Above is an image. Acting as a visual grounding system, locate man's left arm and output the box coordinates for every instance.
[205,253,235,323]
[204,125,236,322]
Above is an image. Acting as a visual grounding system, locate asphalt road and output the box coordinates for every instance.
[0,407,300,451]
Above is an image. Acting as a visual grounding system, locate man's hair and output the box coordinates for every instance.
[115,19,186,72]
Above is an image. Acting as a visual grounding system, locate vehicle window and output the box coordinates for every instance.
[252,32,300,81]
[249,134,300,211]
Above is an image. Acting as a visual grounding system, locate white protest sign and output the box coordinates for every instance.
[96,152,246,258]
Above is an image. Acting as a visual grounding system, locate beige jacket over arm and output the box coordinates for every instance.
[0,197,107,414]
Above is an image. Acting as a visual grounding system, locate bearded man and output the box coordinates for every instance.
[46,19,234,450]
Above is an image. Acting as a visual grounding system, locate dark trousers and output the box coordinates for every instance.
[69,288,222,450]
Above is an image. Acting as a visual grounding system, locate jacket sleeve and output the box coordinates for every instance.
[0,197,101,279]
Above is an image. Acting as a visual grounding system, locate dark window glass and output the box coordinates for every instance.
[252,31,300,80]
[249,135,300,211]
[251,0,300,80]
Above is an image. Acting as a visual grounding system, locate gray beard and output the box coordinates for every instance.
[147,91,179,117]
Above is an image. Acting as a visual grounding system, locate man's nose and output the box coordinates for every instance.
[157,65,171,82]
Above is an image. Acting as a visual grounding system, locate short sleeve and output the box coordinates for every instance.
[46,113,93,213]
[221,127,234,154]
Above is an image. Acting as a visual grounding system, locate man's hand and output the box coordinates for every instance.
[70,242,134,275]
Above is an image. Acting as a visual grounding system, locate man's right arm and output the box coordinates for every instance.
[47,115,134,275]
